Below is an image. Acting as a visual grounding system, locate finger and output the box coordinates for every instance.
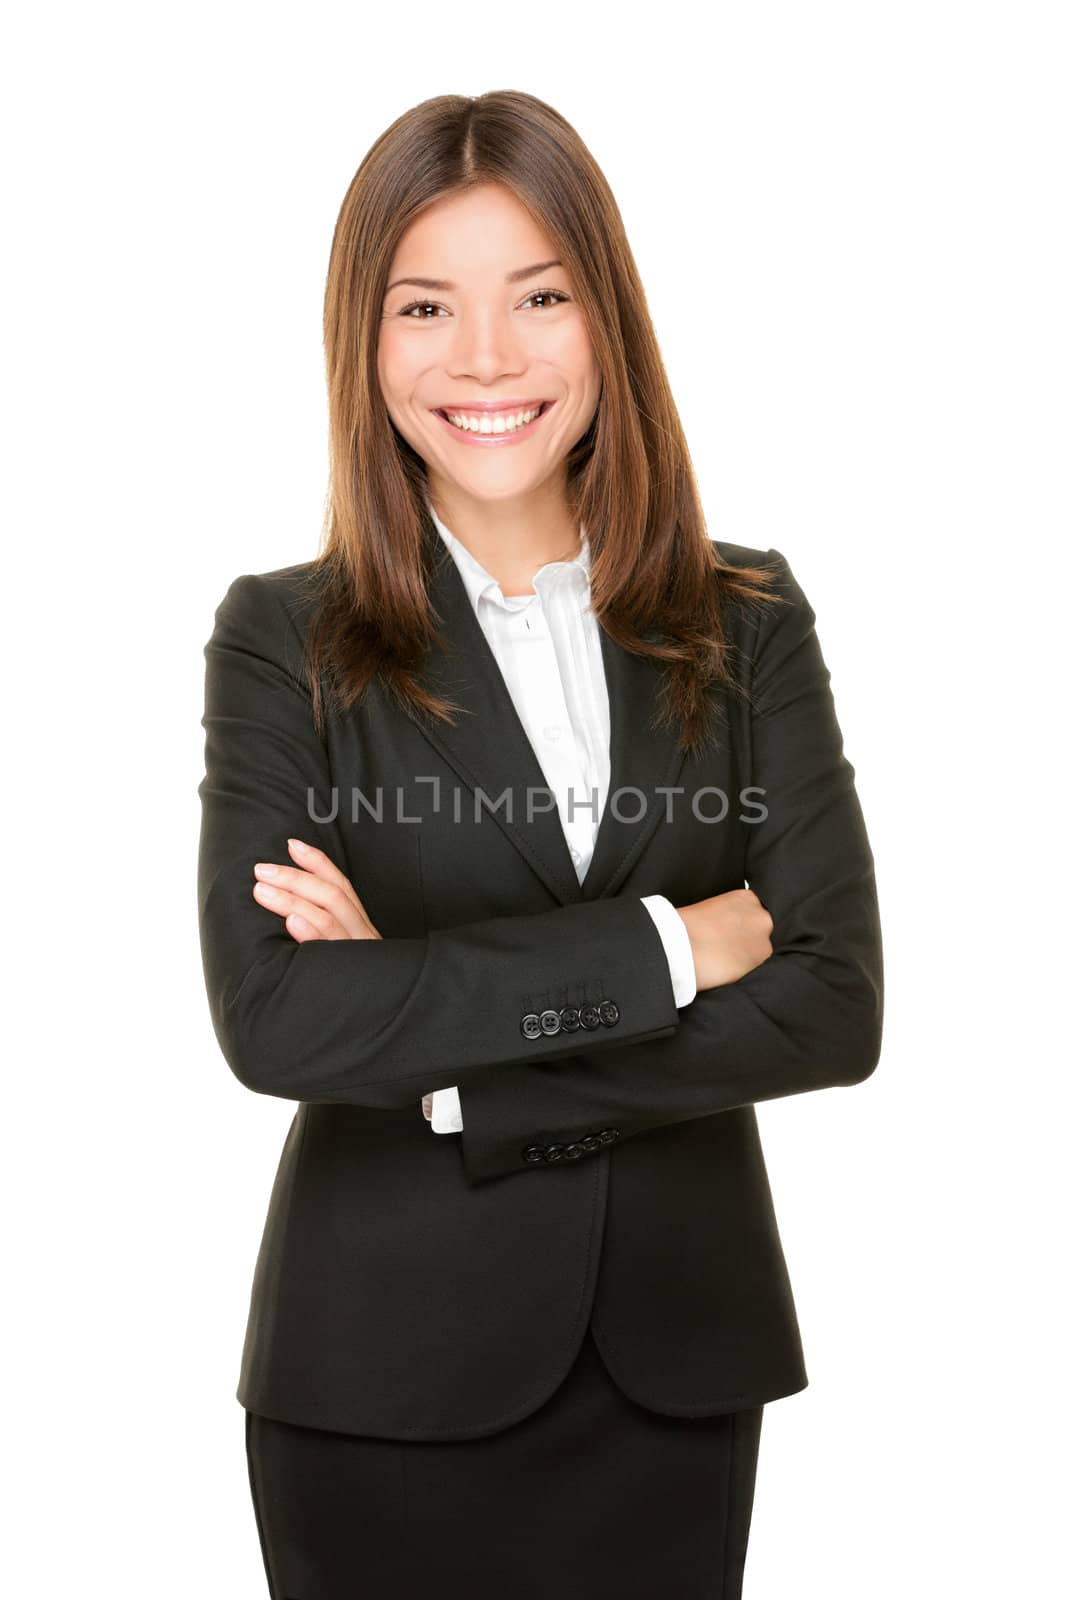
[287,840,381,933]
[253,864,373,939]
[287,838,375,921]
[252,879,352,940]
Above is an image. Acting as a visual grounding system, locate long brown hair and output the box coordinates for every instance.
[304,90,785,755]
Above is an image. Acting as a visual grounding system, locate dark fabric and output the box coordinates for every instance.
[197,538,882,1435]
[244,1322,764,1600]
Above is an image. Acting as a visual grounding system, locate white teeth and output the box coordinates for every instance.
[441,404,544,433]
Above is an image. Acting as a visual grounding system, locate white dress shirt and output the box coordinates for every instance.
[424,499,697,1133]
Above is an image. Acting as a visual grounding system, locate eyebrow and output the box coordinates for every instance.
[383,259,564,296]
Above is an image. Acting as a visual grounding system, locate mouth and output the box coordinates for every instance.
[432,400,555,447]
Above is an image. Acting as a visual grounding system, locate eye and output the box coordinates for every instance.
[396,301,447,320]
[519,288,570,311]
[392,288,571,319]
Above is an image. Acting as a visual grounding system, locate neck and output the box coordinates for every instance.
[426,480,581,596]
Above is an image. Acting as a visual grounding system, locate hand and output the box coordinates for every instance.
[252,837,381,942]
[677,888,773,991]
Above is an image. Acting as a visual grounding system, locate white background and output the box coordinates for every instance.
[3,2,1063,1594]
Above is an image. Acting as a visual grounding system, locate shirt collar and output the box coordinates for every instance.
[425,495,590,612]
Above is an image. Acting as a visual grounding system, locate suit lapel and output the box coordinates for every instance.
[579,624,687,902]
[410,535,686,908]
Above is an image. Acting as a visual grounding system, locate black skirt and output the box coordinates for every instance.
[244,1321,764,1600]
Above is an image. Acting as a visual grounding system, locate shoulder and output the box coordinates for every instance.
[204,561,325,696]
[709,541,822,709]
[710,537,768,568]
[711,538,812,633]
[712,538,795,594]
[210,559,322,636]
[228,559,321,611]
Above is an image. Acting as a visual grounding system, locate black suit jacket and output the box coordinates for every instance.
[197,535,883,1440]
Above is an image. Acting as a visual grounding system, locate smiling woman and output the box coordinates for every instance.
[377,187,603,511]
[199,87,882,1600]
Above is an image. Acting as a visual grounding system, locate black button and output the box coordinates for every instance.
[522,1145,546,1164]
[598,1000,620,1026]
[539,1008,562,1035]
[564,1142,584,1160]
[559,1005,582,1032]
[544,1144,567,1163]
[596,1128,620,1144]
[578,1004,601,1030]
[521,1013,542,1040]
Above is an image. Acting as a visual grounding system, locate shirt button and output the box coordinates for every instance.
[544,725,562,740]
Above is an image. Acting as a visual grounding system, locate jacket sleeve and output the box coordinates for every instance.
[197,572,680,1111]
[455,548,884,1183]
[427,895,698,1133]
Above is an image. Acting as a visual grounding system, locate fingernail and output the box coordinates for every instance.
[288,838,309,854]
[255,863,279,878]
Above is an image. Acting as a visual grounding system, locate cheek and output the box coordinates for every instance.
[376,337,431,448]
[376,328,422,407]
[541,319,600,399]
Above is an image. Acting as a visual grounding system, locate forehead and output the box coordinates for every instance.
[387,184,563,283]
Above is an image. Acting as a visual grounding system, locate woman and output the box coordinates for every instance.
[197,91,883,1599]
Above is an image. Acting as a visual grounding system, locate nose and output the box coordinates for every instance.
[445,306,527,386]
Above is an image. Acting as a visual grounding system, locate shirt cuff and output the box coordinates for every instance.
[639,894,698,1008]
[430,1084,464,1133]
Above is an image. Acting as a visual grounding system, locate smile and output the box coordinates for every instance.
[432,401,555,447]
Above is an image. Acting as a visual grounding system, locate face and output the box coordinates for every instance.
[377,183,602,511]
